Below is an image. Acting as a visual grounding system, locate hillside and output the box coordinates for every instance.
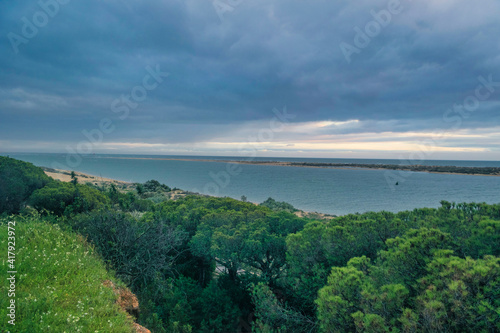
[0,156,499,332]
[0,216,148,332]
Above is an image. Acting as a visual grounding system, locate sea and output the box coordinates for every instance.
[4,153,500,216]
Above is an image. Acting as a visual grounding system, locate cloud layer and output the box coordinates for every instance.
[1,0,499,159]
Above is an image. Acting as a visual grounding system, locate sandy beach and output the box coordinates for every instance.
[42,167,130,186]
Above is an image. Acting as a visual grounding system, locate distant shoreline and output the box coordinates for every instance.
[98,156,500,177]
[41,167,130,185]
[42,166,336,219]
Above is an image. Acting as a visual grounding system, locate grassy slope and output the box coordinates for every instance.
[0,215,135,332]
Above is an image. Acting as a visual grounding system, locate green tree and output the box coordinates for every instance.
[73,210,186,288]
[191,210,305,285]
[143,179,171,192]
[316,262,369,332]
[252,283,317,333]
[285,221,357,314]
[0,156,51,214]
[143,276,240,333]
[315,226,498,332]
[260,197,297,213]
[417,252,500,332]
[70,171,78,185]
[136,183,144,195]
[376,228,452,293]
[29,181,110,216]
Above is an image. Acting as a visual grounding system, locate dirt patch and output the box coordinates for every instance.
[294,210,336,220]
[102,280,150,333]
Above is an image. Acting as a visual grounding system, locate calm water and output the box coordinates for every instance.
[4,153,500,216]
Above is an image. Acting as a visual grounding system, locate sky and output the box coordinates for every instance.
[1,0,499,160]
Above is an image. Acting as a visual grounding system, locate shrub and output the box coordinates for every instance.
[0,156,51,214]
[143,180,171,192]
[259,197,297,212]
[29,181,110,216]
[72,210,186,288]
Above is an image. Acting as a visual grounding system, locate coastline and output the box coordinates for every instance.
[97,156,500,177]
[43,166,336,220]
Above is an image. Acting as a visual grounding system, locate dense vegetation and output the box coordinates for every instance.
[29,181,110,216]
[1,156,499,332]
[0,156,51,214]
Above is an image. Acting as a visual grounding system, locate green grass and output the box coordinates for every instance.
[0,215,135,332]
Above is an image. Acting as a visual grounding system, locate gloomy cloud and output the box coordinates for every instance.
[1,0,499,158]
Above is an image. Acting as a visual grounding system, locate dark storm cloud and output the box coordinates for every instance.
[0,0,499,150]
